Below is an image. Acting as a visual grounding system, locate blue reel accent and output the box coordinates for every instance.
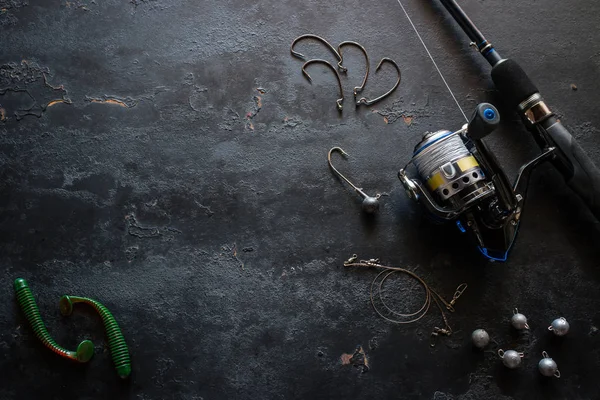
[456,220,466,233]
[413,131,454,156]
[483,108,496,120]
[477,223,520,262]
[477,246,508,262]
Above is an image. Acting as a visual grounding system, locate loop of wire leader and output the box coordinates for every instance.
[343,254,467,346]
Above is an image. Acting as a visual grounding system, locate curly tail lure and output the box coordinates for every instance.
[60,295,132,379]
[13,278,95,363]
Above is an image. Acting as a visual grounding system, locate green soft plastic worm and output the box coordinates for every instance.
[13,278,94,362]
[60,295,131,379]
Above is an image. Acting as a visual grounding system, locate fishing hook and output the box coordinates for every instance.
[357,57,401,106]
[291,34,347,73]
[328,147,380,213]
[302,60,344,111]
[337,41,370,97]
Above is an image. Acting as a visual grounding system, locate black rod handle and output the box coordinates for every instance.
[541,117,600,220]
[491,59,600,219]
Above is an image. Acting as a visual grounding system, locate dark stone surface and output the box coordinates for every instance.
[1,0,600,398]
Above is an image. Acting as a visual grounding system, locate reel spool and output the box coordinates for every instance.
[399,103,536,261]
[412,130,494,211]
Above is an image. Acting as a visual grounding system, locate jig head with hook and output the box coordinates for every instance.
[357,57,401,106]
[302,60,344,111]
[328,147,380,213]
[337,41,370,97]
[290,34,347,73]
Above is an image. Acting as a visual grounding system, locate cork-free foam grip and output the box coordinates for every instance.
[491,59,539,107]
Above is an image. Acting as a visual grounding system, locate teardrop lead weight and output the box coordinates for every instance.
[539,351,561,378]
[511,308,530,330]
[548,317,570,336]
[471,329,490,349]
[498,349,524,369]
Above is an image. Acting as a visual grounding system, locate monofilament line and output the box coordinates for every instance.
[394,0,469,122]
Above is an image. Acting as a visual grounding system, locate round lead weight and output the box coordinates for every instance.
[511,308,530,330]
[548,317,570,336]
[361,196,380,214]
[471,329,490,349]
[538,351,561,378]
[498,349,524,369]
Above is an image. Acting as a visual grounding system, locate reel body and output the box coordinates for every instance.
[399,103,542,261]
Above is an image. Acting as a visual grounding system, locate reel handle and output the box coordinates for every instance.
[541,116,600,220]
[467,103,500,140]
[466,103,518,211]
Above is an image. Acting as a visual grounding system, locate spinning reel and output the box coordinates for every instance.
[398,103,554,261]
[393,0,600,261]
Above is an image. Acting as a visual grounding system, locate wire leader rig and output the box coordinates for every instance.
[395,0,600,261]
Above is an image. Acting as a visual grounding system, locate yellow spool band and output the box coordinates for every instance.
[457,155,479,173]
[427,173,445,191]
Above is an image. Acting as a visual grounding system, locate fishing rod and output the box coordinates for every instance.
[439,0,600,218]
[397,0,600,261]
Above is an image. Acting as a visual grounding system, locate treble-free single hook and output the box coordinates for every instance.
[291,34,347,73]
[302,60,344,111]
[337,41,370,97]
[328,147,380,213]
[357,57,401,106]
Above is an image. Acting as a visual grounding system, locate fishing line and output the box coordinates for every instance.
[413,134,470,178]
[394,0,469,122]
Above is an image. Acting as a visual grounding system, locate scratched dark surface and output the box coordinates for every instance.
[1,0,600,399]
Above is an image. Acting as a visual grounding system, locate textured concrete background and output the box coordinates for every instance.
[1,0,600,399]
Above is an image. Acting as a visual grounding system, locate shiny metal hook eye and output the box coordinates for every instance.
[302,60,344,111]
[328,147,380,213]
[291,34,347,73]
[357,57,401,106]
[337,41,370,97]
